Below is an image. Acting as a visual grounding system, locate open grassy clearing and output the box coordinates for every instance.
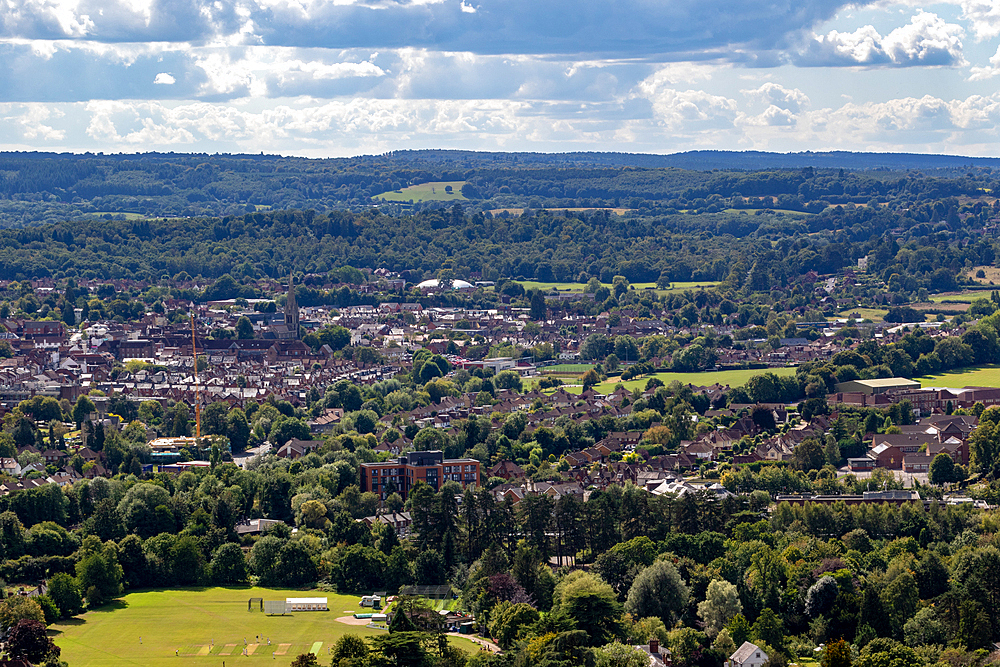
[928,290,992,303]
[49,587,477,667]
[373,181,466,203]
[916,365,1000,388]
[965,266,1000,285]
[559,366,798,394]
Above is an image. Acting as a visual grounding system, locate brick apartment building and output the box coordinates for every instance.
[360,450,480,500]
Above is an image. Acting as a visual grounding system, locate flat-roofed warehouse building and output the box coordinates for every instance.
[834,377,921,396]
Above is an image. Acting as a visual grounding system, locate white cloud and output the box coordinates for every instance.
[797,11,966,67]
[969,43,1000,79]
[741,82,810,112]
[640,88,739,132]
[11,103,65,139]
[0,0,856,58]
[640,63,718,87]
[753,105,797,126]
[0,0,998,157]
[959,0,1000,40]
[2,88,1000,157]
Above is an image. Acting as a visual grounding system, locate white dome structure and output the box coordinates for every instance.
[416,278,474,290]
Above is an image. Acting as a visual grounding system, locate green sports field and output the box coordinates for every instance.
[49,587,478,667]
[917,365,1000,388]
[373,181,466,203]
[560,366,797,394]
[541,363,595,374]
[513,280,721,294]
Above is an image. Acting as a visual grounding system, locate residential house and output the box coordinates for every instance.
[276,438,324,459]
[728,643,768,667]
[633,638,670,667]
[360,512,413,537]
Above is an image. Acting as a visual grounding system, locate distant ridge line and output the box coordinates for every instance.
[380,149,1000,171]
[2,149,1000,171]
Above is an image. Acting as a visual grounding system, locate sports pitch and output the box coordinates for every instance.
[916,364,1000,389]
[48,587,478,666]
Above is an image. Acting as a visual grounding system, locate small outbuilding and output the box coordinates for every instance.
[285,597,328,612]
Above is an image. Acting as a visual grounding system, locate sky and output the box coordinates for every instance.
[2,0,1000,157]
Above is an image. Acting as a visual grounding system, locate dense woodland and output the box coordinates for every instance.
[0,186,997,289]
[2,150,1000,226]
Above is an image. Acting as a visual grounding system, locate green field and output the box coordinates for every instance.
[836,307,888,322]
[374,181,466,203]
[929,290,992,303]
[49,587,477,667]
[561,366,797,394]
[542,363,595,374]
[916,365,1000,388]
[514,280,721,294]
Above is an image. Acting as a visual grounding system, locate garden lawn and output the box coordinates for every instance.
[48,587,479,667]
[373,181,466,202]
[561,366,797,394]
[916,365,1000,388]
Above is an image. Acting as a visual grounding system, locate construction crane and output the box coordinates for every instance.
[190,313,201,440]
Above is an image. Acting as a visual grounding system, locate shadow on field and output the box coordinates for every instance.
[90,599,128,613]
[47,617,86,638]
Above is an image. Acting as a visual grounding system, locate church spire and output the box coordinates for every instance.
[284,273,299,337]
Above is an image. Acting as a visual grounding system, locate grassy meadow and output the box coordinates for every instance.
[49,587,477,667]
[916,365,1000,388]
[928,290,992,303]
[373,181,467,203]
[836,307,889,322]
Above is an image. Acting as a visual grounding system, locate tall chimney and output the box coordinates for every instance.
[649,638,660,655]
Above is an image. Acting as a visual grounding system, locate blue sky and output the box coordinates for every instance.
[1,0,1000,157]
